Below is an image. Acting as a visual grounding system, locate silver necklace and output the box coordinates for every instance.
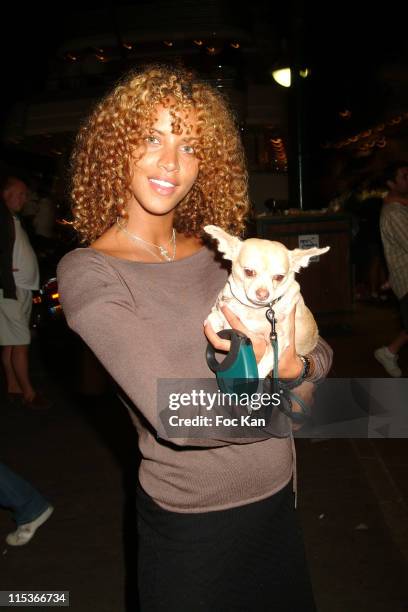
[116,218,176,262]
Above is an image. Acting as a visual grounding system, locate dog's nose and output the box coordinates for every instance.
[255,288,270,301]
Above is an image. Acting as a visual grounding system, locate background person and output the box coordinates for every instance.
[374,161,408,376]
[0,461,53,546]
[0,176,49,408]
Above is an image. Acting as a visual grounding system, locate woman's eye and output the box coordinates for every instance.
[244,269,257,277]
[145,136,160,145]
[181,144,195,154]
[273,274,284,282]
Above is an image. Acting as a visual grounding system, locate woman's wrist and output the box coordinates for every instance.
[298,354,315,380]
[276,354,315,381]
[277,354,304,379]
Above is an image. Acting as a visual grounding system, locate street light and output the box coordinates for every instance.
[271,63,311,209]
[272,67,291,88]
[271,67,310,88]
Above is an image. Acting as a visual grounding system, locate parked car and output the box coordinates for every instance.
[32,277,63,330]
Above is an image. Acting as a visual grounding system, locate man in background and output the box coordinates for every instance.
[0,175,49,408]
[374,161,408,376]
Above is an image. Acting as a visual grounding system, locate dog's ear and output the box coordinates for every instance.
[289,246,330,272]
[203,225,242,261]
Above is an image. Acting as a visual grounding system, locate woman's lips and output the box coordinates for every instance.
[148,178,177,196]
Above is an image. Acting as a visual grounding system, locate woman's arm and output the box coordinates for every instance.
[302,336,333,382]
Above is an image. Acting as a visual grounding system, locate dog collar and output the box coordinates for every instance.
[269,295,283,307]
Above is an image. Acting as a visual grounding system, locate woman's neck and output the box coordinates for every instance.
[122,210,175,244]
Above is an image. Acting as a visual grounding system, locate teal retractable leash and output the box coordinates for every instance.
[206,328,259,398]
[265,302,311,424]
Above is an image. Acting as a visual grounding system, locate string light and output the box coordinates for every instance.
[299,68,310,78]
[269,137,287,171]
[322,112,406,150]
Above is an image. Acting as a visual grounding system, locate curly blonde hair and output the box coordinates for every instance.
[70,64,250,244]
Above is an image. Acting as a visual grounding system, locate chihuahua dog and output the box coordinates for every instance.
[204,225,330,378]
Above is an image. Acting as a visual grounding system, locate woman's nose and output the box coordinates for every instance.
[158,146,179,173]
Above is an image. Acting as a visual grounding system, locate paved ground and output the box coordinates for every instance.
[1,297,408,611]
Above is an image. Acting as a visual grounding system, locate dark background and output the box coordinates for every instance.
[1,0,407,200]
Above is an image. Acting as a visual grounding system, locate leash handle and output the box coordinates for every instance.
[206,329,259,399]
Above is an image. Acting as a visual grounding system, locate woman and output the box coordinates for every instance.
[57,65,332,611]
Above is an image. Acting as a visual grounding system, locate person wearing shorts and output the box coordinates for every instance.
[0,176,49,408]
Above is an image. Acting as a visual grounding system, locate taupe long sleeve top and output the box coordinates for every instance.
[57,246,333,512]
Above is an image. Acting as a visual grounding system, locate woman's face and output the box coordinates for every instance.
[128,104,199,216]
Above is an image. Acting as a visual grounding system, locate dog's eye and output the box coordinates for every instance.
[244,269,257,277]
[273,274,284,282]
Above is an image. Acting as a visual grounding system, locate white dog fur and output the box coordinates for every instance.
[204,225,330,378]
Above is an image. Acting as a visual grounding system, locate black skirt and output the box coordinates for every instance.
[136,481,317,612]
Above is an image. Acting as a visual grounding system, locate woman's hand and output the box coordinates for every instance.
[204,304,267,364]
[277,306,303,379]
